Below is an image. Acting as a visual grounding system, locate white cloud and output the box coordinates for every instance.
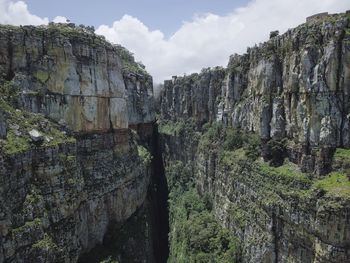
[96,0,350,83]
[0,0,349,83]
[0,0,48,25]
[53,16,68,23]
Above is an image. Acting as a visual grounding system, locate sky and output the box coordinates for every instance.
[0,0,350,83]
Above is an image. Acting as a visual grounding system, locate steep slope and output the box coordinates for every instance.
[159,12,350,263]
[0,23,159,263]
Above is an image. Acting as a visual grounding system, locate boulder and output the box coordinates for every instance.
[29,129,44,143]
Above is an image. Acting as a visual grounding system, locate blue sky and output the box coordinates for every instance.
[24,0,249,36]
[1,0,350,82]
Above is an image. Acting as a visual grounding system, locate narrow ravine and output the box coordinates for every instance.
[148,123,170,263]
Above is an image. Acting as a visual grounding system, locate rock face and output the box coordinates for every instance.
[0,24,157,263]
[0,24,155,133]
[159,12,350,263]
[161,68,225,126]
[196,150,350,263]
[160,12,350,174]
[160,121,350,263]
[124,73,155,127]
[0,132,150,263]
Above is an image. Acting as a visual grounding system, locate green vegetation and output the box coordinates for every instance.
[114,45,148,75]
[313,173,350,199]
[334,148,350,159]
[34,70,50,84]
[137,145,152,165]
[199,123,260,161]
[24,188,43,206]
[332,148,350,173]
[32,234,58,250]
[4,129,31,155]
[12,218,42,234]
[258,160,311,185]
[0,80,18,99]
[266,138,288,166]
[228,204,248,229]
[0,97,76,155]
[159,119,197,136]
[167,161,239,263]
[220,148,246,167]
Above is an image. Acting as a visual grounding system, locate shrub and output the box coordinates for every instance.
[266,138,288,166]
[137,145,152,165]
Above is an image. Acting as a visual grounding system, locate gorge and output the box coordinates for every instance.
[0,11,350,263]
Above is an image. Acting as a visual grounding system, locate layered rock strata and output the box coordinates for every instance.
[160,12,350,174]
[0,23,156,263]
[159,11,350,263]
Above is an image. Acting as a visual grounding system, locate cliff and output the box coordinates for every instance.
[0,23,155,133]
[160,12,350,174]
[1,10,350,263]
[0,23,158,263]
[159,12,350,263]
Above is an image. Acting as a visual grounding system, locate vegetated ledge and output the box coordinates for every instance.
[0,98,76,156]
[158,117,350,262]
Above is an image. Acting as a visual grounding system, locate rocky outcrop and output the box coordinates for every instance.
[0,23,155,133]
[160,68,225,126]
[0,23,157,263]
[160,12,350,174]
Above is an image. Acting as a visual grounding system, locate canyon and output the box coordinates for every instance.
[0,11,350,263]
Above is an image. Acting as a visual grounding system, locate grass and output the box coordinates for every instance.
[313,172,350,199]
[334,148,350,161]
[0,98,76,155]
[4,129,31,155]
[220,148,247,167]
[258,160,311,185]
